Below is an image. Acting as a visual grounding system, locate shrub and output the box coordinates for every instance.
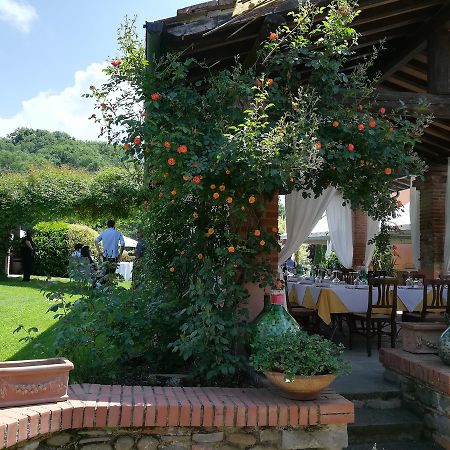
[33,221,98,277]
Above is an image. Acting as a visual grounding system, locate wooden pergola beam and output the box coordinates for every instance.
[375,91,450,118]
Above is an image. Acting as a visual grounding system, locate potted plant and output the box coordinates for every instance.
[250,329,350,400]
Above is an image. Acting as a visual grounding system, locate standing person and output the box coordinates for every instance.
[21,230,34,282]
[95,219,125,276]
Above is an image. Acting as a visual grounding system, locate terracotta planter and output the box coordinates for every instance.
[264,371,335,400]
[0,358,73,408]
[401,322,447,354]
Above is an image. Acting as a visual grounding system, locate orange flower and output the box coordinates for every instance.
[255,79,263,88]
[358,123,365,132]
[226,197,233,204]
[332,120,340,128]
[369,120,376,128]
[379,107,386,115]
[213,192,220,199]
[151,92,161,101]
[123,143,130,151]
[133,136,141,145]
[177,144,188,154]
[254,229,261,237]
[167,157,176,166]
[207,228,214,236]
[163,141,171,149]
[384,167,392,175]
[248,195,256,204]
[210,184,216,190]
[169,266,175,273]
[259,240,266,246]
[228,246,235,253]
[272,227,278,233]
[347,143,355,152]
[389,127,395,132]
[193,176,201,184]
[171,189,177,196]
[225,169,231,175]
[183,175,190,181]
[268,32,277,41]
[197,253,204,260]
[219,185,225,191]
[315,141,322,150]
[267,79,274,86]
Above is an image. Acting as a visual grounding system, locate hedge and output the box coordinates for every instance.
[33,222,99,277]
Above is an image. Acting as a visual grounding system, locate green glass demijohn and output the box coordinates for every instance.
[438,323,450,366]
[253,288,300,341]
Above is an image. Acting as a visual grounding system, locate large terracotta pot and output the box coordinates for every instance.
[264,371,335,400]
[401,322,447,354]
[0,358,73,407]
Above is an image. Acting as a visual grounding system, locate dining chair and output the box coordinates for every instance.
[367,270,387,281]
[401,271,425,285]
[342,271,358,285]
[402,279,450,322]
[286,298,320,334]
[348,277,398,356]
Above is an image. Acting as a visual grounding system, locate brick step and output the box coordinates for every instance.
[347,440,440,450]
[348,407,424,444]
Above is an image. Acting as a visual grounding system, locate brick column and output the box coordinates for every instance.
[416,163,448,278]
[352,210,367,269]
[246,195,279,321]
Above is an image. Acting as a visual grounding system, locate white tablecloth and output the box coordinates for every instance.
[287,282,429,313]
[116,261,133,281]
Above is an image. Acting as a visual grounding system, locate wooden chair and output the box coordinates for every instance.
[342,271,358,285]
[286,298,320,334]
[401,271,425,285]
[348,277,398,356]
[402,279,450,322]
[367,270,387,281]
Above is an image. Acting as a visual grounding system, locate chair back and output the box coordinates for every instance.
[368,277,398,318]
[402,271,425,285]
[343,271,358,285]
[422,279,450,317]
[368,270,387,281]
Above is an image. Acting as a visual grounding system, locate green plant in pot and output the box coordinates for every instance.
[250,329,351,400]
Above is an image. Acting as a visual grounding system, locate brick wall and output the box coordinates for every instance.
[0,384,354,449]
[416,163,448,278]
[352,210,367,269]
[380,348,450,449]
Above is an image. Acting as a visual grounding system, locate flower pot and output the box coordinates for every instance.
[264,371,336,400]
[438,326,450,366]
[401,322,447,354]
[0,358,73,408]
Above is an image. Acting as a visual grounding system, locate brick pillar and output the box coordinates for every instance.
[245,195,279,321]
[416,163,448,278]
[352,210,367,269]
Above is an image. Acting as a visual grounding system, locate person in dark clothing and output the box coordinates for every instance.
[21,230,34,282]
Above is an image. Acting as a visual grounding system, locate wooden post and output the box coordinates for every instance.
[428,27,450,94]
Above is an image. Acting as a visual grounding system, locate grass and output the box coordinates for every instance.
[0,276,131,361]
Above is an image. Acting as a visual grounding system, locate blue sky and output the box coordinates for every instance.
[0,0,194,139]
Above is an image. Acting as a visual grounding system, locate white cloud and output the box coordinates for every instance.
[0,0,37,32]
[0,62,109,141]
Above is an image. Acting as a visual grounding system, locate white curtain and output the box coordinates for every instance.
[325,239,333,259]
[365,216,380,267]
[410,178,421,271]
[326,192,353,268]
[444,159,450,275]
[279,187,335,263]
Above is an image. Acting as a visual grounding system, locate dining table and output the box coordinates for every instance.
[287,281,431,325]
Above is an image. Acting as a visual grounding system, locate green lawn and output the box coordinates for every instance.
[0,276,131,361]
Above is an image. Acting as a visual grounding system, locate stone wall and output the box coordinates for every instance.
[380,348,450,449]
[15,425,349,450]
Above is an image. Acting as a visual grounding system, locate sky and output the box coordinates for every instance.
[0,0,195,141]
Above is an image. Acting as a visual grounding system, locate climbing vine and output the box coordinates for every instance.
[88,1,430,381]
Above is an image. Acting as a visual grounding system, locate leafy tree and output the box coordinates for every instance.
[0,128,124,172]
